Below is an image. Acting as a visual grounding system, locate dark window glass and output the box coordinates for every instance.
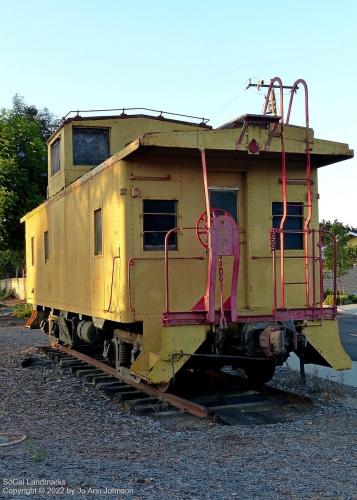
[94,208,103,255]
[51,138,61,175]
[143,200,177,250]
[44,231,49,263]
[272,202,303,250]
[31,237,35,266]
[209,189,238,221]
[73,127,110,166]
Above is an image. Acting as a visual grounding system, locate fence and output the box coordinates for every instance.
[0,278,27,300]
[324,264,357,295]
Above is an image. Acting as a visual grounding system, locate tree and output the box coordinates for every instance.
[320,219,357,283]
[0,96,59,277]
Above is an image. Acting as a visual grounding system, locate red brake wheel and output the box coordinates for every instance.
[196,208,230,248]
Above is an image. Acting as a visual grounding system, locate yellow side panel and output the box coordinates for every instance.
[304,321,352,370]
[63,191,76,307]
[74,184,90,311]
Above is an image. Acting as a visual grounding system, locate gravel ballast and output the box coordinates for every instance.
[0,322,356,499]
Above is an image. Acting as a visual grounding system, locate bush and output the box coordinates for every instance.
[347,294,357,304]
[12,303,32,319]
[323,293,356,305]
[0,288,15,300]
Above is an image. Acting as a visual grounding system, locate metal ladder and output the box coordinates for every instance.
[264,77,314,311]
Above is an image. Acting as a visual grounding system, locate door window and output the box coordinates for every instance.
[209,189,238,221]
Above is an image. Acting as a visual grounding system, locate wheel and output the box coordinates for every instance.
[196,208,231,248]
[244,362,275,389]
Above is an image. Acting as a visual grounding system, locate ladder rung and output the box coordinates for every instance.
[279,178,315,185]
[279,256,319,259]
[278,204,312,207]
[284,282,307,285]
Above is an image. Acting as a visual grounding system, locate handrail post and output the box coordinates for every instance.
[319,230,338,313]
[264,77,286,308]
[312,230,316,312]
[286,79,312,307]
[164,228,181,313]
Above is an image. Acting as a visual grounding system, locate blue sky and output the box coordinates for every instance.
[1,0,356,225]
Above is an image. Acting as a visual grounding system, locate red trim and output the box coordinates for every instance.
[264,77,287,308]
[163,307,337,326]
[270,228,338,313]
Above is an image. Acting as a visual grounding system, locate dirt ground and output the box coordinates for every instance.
[1,321,357,499]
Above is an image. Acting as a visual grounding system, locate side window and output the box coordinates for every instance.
[31,236,35,266]
[272,202,303,250]
[73,127,110,166]
[209,189,238,221]
[143,200,178,251]
[44,231,49,263]
[51,138,61,175]
[94,208,103,255]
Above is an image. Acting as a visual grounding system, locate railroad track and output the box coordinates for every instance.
[41,344,312,426]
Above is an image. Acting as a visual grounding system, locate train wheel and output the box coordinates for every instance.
[244,362,275,389]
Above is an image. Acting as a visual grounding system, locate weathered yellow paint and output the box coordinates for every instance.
[304,321,352,370]
[22,114,354,382]
[131,325,208,384]
[47,116,207,197]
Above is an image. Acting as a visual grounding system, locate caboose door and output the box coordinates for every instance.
[206,170,246,312]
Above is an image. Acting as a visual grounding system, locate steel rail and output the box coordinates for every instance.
[62,108,210,124]
[54,343,208,418]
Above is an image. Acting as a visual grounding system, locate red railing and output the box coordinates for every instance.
[127,254,204,317]
[270,228,337,315]
[264,78,316,311]
[164,227,199,314]
[163,216,240,324]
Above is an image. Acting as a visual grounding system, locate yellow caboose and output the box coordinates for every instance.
[22,79,353,389]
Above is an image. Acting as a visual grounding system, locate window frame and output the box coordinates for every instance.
[31,236,35,266]
[94,207,103,256]
[272,201,304,250]
[208,186,239,222]
[72,126,110,166]
[50,138,61,176]
[44,231,49,263]
[142,199,178,252]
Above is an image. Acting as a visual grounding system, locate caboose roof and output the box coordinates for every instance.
[21,121,353,223]
[47,110,211,143]
[101,125,353,168]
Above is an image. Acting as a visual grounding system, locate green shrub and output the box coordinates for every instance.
[347,294,357,304]
[0,288,15,300]
[324,288,333,299]
[12,303,32,319]
[339,293,353,305]
[323,293,353,305]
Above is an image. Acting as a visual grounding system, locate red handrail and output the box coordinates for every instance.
[270,228,338,315]
[164,227,198,313]
[286,79,312,307]
[264,77,287,308]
